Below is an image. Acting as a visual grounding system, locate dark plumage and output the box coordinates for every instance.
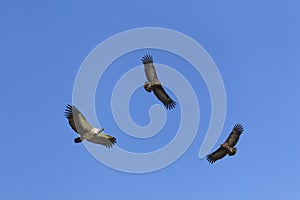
[65,104,81,134]
[142,54,176,110]
[207,123,244,164]
[152,85,176,109]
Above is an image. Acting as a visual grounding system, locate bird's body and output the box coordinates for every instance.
[207,123,244,163]
[142,54,176,110]
[64,104,116,148]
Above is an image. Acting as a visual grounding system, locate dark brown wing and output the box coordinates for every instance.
[225,123,244,147]
[152,85,176,109]
[206,147,228,164]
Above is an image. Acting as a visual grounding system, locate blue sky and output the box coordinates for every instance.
[1,0,300,199]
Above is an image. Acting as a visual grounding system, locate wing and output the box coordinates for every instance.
[87,133,117,148]
[64,104,94,135]
[142,54,159,83]
[152,85,176,109]
[225,123,244,147]
[206,147,228,164]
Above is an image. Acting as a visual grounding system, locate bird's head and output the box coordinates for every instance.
[228,147,237,156]
[98,128,104,133]
[144,83,152,92]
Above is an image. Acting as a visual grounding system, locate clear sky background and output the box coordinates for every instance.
[1,0,300,199]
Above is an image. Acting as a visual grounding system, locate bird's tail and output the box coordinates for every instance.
[74,137,82,143]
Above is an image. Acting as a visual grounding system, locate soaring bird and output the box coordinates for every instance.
[142,54,176,110]
[64,104,116,148]
[207,123,244,164]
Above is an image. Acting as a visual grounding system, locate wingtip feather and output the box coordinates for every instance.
[105,135,117,148]
[233,123,244,134]
[64,104,73,118]
[206,155,215,164]
[141,54,153,64]
[109,137,117,145]
[165,101,176,110]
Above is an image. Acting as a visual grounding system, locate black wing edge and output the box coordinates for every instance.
[165,100,176,110]
[206,155,216,164]
[64,104,73,118]
[233,123,244,134]
[109,136,117,145]
[141,54,153,64]
[105,135,117,148]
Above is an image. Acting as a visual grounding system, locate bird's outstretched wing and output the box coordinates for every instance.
[64,104,93,135]
[152,85,176,109]
[225,123,244,147]
[87,133,117,148]
[206,147,228,164]
[142,54,159,83]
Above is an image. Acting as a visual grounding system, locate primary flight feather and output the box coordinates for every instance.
[64,104,116,148]
[207,123,244,164]
[142,54,176,110]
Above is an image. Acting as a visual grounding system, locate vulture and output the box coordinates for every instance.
[207,123,244,164]
[64,104,116,148]
[142,54,176,110]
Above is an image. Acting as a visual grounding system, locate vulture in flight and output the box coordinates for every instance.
[142,54,176,110]
[64,104,116,148]
[207,123,244,164]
